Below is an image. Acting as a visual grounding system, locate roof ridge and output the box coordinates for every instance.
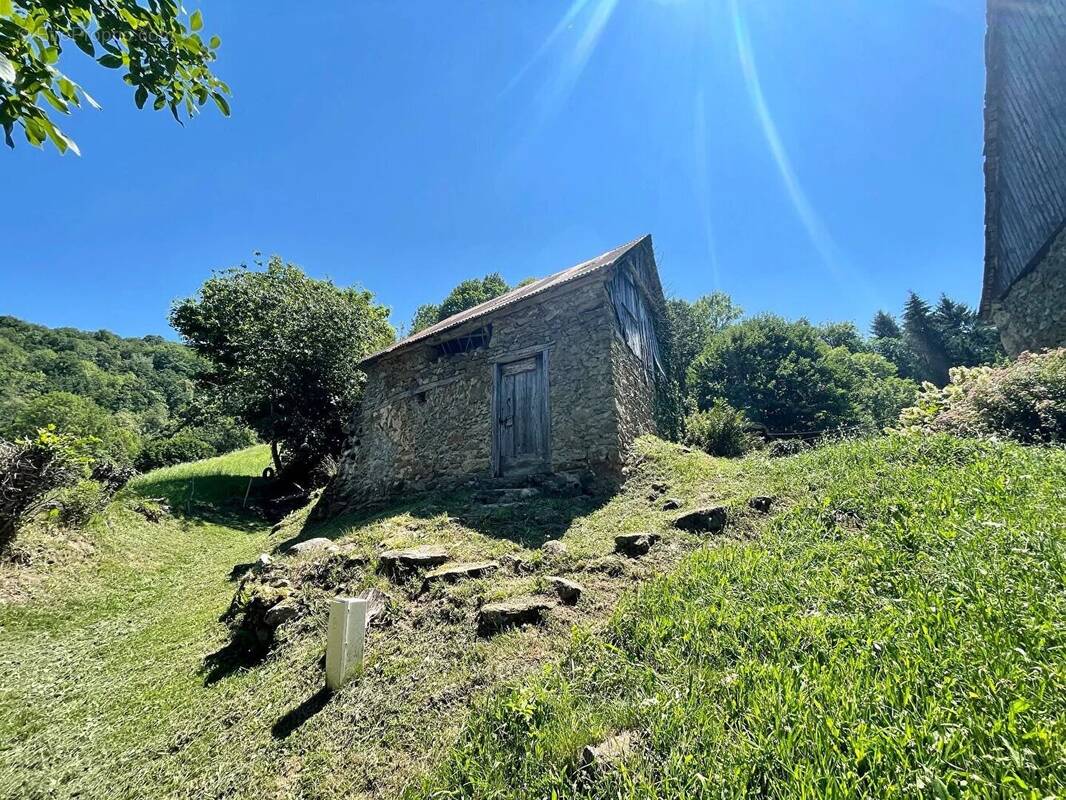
[363,235,650,364]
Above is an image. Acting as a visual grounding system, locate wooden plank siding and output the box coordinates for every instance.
[983,0,1066,310]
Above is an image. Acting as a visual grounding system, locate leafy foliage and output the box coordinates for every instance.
[170,256,395,479]
[0,427,91,553]
[871,293,1003,385]
[682,399,754,457]
[409,273,513,333]
[0,315,251,468]
[897,348,1066,444]
[657,293,744,439]
[51,477,109,528]
[3,390,141,464]
[690,316,870,433]
[0,0,230,153]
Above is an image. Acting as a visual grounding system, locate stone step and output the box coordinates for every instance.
[614,532,661,557]
[420,561,500,593]
[547,576,584,605]
[377,546,451,578]
[477,596,552,636]
[673,506,728,534]
[474,487,541,505]
[288,537,340,556]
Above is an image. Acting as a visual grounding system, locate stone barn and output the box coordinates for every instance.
[331,235,665,508]
[981,0,1066,355]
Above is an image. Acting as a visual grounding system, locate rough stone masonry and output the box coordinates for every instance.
[329,235,666,510]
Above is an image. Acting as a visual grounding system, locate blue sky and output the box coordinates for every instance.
[1,0,985,339]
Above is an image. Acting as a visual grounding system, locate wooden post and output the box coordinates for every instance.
[325,597,366,691]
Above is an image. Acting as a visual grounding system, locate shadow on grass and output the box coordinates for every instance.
[201,633,270,685]
[278,482,617,554]
[272,688,333,739]
[126,472,272,530]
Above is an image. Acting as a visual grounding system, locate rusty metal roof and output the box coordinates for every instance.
[363,235,651,364]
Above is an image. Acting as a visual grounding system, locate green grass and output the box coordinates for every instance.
[2,436,1063,799]
[417,436,1066,799]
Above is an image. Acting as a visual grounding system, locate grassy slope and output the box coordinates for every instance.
[0,440,765,800]
[1,436,1062,799]
[418,436,1066,799]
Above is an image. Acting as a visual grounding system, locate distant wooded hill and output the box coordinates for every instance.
[0,316,254,468]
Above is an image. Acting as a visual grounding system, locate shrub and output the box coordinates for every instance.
[683,400,755,457]
[0,428,92,554]
[896,348,1066,444]
[767,438,809,457]
[689,316,918,436]
[136,431,216,470]
[3,391,142,466]
[689,316,851,433]
[52,479,110,528]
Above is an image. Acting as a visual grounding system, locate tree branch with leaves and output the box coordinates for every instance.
[0,0,229,153]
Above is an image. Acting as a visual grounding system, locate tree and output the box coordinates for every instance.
[409,273,513,334]
[817,321,867,353]
[932,295,1003,370]
[660,293,743,439]
[409,303,442,334]
[689,316,851,433]
[170,257,395,481]
[0,1,230,153]
[902,293,951,386]
[870,310,902,339]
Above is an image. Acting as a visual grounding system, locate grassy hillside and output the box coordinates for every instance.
[0,435,1062,799]
[419,436,1066,798]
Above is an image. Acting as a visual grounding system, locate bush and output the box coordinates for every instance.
[136,431,217,470]
[683,400,755,457]
[3,391,142,466]
[0,427,92,554]
[689,316,917,436]
[896,348,1066,444]
[767,438,809,457]
[52,479,110,528]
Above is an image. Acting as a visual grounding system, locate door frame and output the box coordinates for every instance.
[491,346,551,478]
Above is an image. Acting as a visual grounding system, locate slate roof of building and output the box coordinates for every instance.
[362,234,651,364]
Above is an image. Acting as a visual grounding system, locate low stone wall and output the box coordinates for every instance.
[991,226,1066,356]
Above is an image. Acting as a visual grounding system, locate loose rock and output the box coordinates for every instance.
[547,576,583,605]
[421,561,500,592]
[356,587,391,627]
[674,506,728,534]
[289,537,340,556]
[378,545,450,578]
[580,732,638,775]
[749,495,775,513]
[263,599,299,628]
[614,532,661,557]
[477,596,552,635]
[501,553,534,574]
[661,497,684,511]
[541,539,568,557]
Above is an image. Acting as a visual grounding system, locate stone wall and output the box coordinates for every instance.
[990,226,1066,356]
[331,275,629,507]
[610,334,657,462]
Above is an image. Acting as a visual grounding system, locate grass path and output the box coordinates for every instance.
[0,448,276,799]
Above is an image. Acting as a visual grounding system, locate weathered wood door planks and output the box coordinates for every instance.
[494,353,549,475]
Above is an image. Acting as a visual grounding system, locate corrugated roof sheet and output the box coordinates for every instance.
[363,234,650,364]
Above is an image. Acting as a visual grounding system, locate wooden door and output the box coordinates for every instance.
[494,353,549,476]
